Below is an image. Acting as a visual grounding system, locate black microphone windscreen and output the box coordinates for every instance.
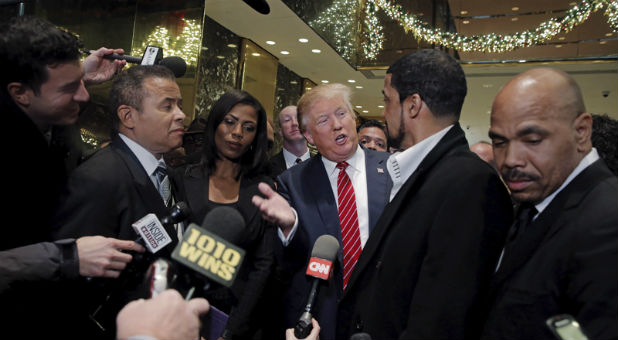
[171,201,190,220]
[311,235,339,261]
[159,56,187,78]
[201,206,245,245]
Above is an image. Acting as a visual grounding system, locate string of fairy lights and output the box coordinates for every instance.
[308,0,359,60]
[134,18,202,67]
[360,0,618,58]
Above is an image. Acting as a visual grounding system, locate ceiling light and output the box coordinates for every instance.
[606,33,614,37]
[555,45,563,48]
[251,52,260,57]
[558,37,566,40]
[355,105,362,108]
[463,20,470,24]
[511,7,519,11]
[280,51,290,55]
[518,60,526,63]
[227,44,237,48]
[290,80,298,85]
[266,41,276,45]
[460,10,468,15]
[311,49,321,53]
[298,38,309,43]
[362,110,369,113]
[355,86,363,89]
[482,84,493,88]
[347,79,356,83]
[600,41,607,45]
[569,2,576,5]
[511,17,518,22]
[216,55,224,59]
[378,105,384,108]
[321,80,329,83]
[306,87,312,91]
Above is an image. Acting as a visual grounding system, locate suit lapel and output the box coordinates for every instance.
[364,149,392,232]
[344,124,470,294]
[491,160,614,290]
[112,135,179,245]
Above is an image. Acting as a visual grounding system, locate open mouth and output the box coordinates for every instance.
[335,134,347,145]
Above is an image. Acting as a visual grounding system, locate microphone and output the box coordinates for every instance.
[132,202,190,253]
[171,206,246,287]
[85,45,187,78]
[294,235,340,339]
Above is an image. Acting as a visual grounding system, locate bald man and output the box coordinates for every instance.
[470,141,496,169]
[482,68,617,339]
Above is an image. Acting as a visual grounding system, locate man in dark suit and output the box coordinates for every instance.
[268,105,311,178]
[252,83,391,339]
[51,65,187,337]
[337,49,513,340]
[482,68,617,339]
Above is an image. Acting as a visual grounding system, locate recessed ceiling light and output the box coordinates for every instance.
[378,105,384,108]
[266,41,276,45]
[600,41,607,45]
[306,87,312,91]
[290,80,298,85]
[355,105,362,108]
[201,47,208,51]
[311,49,321,53]
[362,110,369,113]
[227,44,237,48]
[606,33,614,37]
[280,51,290,55]
[321,80,329,83]
[569,2,576,6]
[460,10,468,15]
[518,60,526,63]
[216,55,224,59]
[511,17,518,21]
[463,20,470,24]
[555,45,563,48]
[558,37,566,40]
[298,38,309,43]
[511,7,519,11]
[355,86,363,89]
[347,79,356,83]
[482,84,493,88]
[251,52,260,57]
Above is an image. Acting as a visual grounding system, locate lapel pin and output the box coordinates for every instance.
[377,168,384,173]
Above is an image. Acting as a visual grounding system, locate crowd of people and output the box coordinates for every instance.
[1,15,616,340]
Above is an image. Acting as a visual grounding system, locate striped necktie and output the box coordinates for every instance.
[336,161,362,289]
[153,165,171,206]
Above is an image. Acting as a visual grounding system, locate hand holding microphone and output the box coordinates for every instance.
[76,236,144,278]
[82,47,127,85]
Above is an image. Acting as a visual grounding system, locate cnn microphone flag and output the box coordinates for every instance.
[306,257,333,280]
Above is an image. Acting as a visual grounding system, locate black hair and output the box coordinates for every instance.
[108,65,176,133]
[201,89,269,180]
[387,49,467,119]
[591,114,618,176]
[0,16,82,102]
[357,119,386,133]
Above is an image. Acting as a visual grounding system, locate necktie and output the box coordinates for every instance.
[507,203,537,244]
[154,165,171,206]
[336,162,362,289]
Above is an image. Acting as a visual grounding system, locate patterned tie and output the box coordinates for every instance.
[336,162,362,289]
[154,165,171,206]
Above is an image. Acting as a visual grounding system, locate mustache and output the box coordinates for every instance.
[502,168,540,182]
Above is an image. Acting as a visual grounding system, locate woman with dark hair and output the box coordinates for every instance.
[175,89,274,339]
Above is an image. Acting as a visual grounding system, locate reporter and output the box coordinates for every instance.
[116,289,209,340]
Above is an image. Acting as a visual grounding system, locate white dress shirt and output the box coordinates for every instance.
[282,147,311,169]
[387,125,453,201]
[278,146,370,248]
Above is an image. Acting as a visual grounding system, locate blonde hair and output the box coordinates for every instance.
[297,83,355,131]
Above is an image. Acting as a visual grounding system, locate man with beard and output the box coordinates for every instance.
[481,68,617,339]
[336,49,513,340]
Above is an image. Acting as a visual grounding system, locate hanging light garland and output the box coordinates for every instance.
[135,18,202,67]
[309,0,358,60]
[361,0,618,59]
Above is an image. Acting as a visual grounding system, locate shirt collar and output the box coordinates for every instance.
[118,133,166,176]
[282,147,310,167]
[534,148,600,216]
[387,124,453,184]
[321,145,364,177]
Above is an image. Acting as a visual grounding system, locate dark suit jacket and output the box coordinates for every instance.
[173,164,275,339]
[277,147,391,340]
[268,150,287,180]
[481,159,618,340]
[50,134,180,338]
[337,123,513,340]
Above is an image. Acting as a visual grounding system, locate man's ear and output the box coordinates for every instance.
[6,82,33,106]
[302,129,314,145]
[402,93,422,119]
[573,112,593,152]
[117,105,136,129]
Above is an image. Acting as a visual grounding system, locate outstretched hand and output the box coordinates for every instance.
[76,236,144,278]
[82,47,126,85]
[252,182,296,234]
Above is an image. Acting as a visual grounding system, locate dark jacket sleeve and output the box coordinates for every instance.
[0,240,79,294]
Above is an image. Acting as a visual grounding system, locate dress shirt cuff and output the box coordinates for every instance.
[277,208,299,246]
